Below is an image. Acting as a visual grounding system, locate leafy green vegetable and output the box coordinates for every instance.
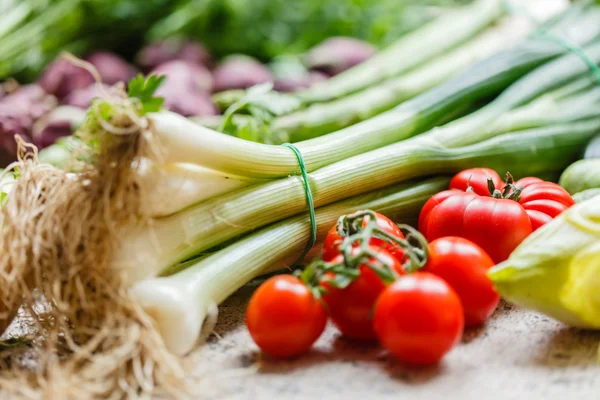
[489,199,600,328]
[573,188,600,203]
[127,74,166,115]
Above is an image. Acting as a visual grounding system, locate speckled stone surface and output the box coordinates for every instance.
[191,281,600,400]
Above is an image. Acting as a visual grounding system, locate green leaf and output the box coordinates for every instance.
[127,74,166,115]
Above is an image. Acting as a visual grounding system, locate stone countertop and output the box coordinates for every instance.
[191,282,600,400]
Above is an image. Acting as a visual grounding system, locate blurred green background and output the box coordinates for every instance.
[0,0,469,81]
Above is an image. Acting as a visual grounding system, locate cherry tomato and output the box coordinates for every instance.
[424,237,499,327]
[515,179,574,231]
[322,247,404,340]
[246,275,327,358]
[450,168,503,196]
[373,272,464,366]
[419,190,532,263]
[322,212,405,262]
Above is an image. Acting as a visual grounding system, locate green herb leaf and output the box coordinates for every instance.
[127,74,166,115]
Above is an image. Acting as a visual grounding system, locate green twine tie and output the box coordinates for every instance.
[503,0,600,85]
[281,143,317,266]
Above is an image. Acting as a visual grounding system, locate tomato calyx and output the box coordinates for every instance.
[485,172,522,201]
[298,210,428,299]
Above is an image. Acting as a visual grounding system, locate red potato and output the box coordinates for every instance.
[64,83,112,109]
[39,58,94,99]
[305,37,377,76]
[152,60,213,93]
[137,38,212,71]
[212,55,273,92]
[0,85,57,160]
[150,60,218,117]
[274,71,329,92]
[85,51,138,85]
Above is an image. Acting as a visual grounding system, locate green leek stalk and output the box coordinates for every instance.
[127,43,600,217]
[293,0,506,104]
[489,199,600,328]
[272,16,535,143]
[142,77,600,216]
[148,9,600,179]
[558,159,600,194]
[116,116,600,281]
[117,46,600,273]
[132,177,450,355]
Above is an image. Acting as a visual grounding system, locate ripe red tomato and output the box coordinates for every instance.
[322,247,404,340]
[418,190,532,263]
[246,275,327,358]
[373,272,464,366]
[450,168,503,196]
[424,237,499,327]
[322,211,405,262]
[514,179,574,231]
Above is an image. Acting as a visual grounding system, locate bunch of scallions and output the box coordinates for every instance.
[6,0,600,371]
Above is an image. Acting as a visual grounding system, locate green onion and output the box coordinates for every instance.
[131,177,450,355]
[146,6,600,179]
[116,115,600,280]
[273,15,535,142]
[295,0,506,103]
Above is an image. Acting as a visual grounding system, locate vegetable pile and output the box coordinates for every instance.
[2,0,600,397]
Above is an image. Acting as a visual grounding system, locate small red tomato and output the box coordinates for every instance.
[515,180,574,231]
[374,272,464,366]
[450,168,503,196]
[424,237,499,327]
[322,247,404,340]
[419,190,532,263]
[322,211,404,262]
[246,275,327,358]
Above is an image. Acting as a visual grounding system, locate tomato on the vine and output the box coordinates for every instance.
[514,178,575,231]
[373,272,464,366]
[246,275,327,358]
[424,237,499,327]
[449,168,503,196]
[418,190,532,263]
[322,212,405,262]
[322,247,404,340]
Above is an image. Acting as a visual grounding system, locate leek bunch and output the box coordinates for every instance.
[31,0,600,356]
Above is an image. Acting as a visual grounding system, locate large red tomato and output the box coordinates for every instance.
[449,168,503,196]
[418,190,532,263]
[514,177,575,231]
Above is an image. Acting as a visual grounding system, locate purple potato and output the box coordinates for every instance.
[38,58,95,99]
[305,37,376,76]
[85,51,138,85]
[152,60,213,93]
[33,120,72,149]
[0,85,57,162]
[137,38,212,71]
[212,55,273,93]
[274,71,329,92]
[64,84,112,109]
[162,90,218,117]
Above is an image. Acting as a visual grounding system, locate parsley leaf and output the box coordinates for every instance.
[127,74,166,115]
